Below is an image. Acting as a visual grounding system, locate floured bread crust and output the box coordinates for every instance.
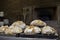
[30,20,46,26]
[24,26,41,35]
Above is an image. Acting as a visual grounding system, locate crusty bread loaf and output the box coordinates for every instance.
[11,21,26,29]
[24,25,41,35]
[30,20,46,26]
[41,26,57,35]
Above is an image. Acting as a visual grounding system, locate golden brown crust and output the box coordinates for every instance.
[30,20,46,26]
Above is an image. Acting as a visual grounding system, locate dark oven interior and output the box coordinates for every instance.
[34,7,57,21]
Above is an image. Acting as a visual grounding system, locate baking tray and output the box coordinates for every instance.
[0,32,59,39]
[16,33,59,39]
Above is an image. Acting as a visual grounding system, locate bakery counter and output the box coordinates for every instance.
[0,36,58,40]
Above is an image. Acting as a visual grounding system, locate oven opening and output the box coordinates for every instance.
[34,7,57,21]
